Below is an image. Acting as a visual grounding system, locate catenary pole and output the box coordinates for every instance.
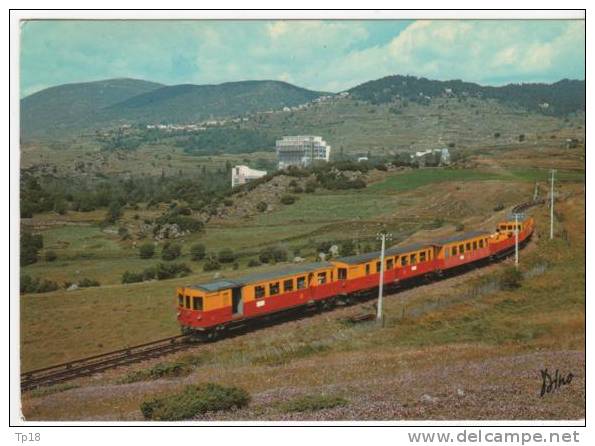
[550,169,556,239]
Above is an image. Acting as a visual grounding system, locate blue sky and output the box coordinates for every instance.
[20,19,585,97]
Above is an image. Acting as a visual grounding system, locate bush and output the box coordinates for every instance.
[122,271,144,284]
[218,248,235,264]
[161,243,182,261]
[122,361,192,384]
[339,240,355,256]
[190,244,206,261]
[139,243,156,259]
[20,275,59,294]
[281,395,348,413]
[247,259,261,267]
[140,383,250,421]
[203,258,221,272]
[78,278,100,288]
[256,201,268,212]
[500,267,523,290]
[259,246,288,264]
[44,250,57,262]
[280,195,297,205]
[154,262,191,280]
[304,181,317,193]
[21,232,43,266]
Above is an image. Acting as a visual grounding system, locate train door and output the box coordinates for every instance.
[232,287,243,317]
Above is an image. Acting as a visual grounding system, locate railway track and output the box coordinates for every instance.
[21,200,546,393]
[21,334,193,392]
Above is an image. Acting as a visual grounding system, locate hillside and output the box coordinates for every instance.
[348,75,585,117]
[20,78,164,138]
[104,80,326,124]
[21,79,326,138]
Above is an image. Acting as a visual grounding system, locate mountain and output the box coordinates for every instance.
[21,79,326,138]
[348,75,585,117]
[21,78,164,138]
[105,80,326,123]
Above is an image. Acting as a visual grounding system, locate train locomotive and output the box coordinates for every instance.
[177,215,534,340]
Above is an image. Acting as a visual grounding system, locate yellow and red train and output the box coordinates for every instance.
[177,215,534,340]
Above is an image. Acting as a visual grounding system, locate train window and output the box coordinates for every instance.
[473,241,477,250]
[459,244,464,253]
[192,297,203,311]
[445,248,450,258]
[255,285,265,299]
[401,256,408,266]
[178,293,184,306]
[185,296,190,308]
[451,246,457,256]
[386,258,394,270]
[317,272,327,284]
[466,242,471,251]
[507,225,513,231]
[283,279,294,292]
[410,253,417,264]
[479,239,484,248]
[420,251,426,262]
[338,268,347,280]
[269,282,280,296]
[376,261,381,273]
[297,276,306,289]
[365,264,371,275]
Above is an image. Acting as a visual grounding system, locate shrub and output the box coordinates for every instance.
[500,267,523,290]
[248,259,261,267]
[105,201,123,223]
[139,243,155,259]
[218,248,235,264]
[203,258,221,272]
[161,243,182,261]
[122,271,144,284]
[280,195,297,205]
[140,383,250,421]
[281,395,348,413]
[78,278,100,288]
[258,246,288,264]
[21,232,43,266]
[121,362,192,384]
[304,181,317,193]
[154,262,191,280]
[340,240,355,256]
[256,201,268,212]
[20,275,59,294]
[44,250,57,262]
[190,244,206,261]
[455,223,465,232]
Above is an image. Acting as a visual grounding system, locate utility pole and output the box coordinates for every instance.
[550,169,556,239]
[514,213,520,268]
[533,182,539,202]
[376,231,392,324]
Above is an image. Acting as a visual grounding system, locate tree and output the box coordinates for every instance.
[44,250,57,262]
[190,244,206,261]
[340,240,355,256]
[139,243,156,259]
[105,201,123,223]
[21,232,43,266]
[218,248,235,264]
[161,243,181,261]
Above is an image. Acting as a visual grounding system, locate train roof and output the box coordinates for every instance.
[189,261,333,292]
[430,230,490,246]
[335,242,429,265]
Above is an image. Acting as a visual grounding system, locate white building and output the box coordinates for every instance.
[276,135,331,169]
[231,165,267,187]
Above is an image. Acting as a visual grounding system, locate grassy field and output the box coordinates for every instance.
[21,182,585,420]
[19,142,585,420]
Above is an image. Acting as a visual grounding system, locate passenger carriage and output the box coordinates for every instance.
[177,216,535,337]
